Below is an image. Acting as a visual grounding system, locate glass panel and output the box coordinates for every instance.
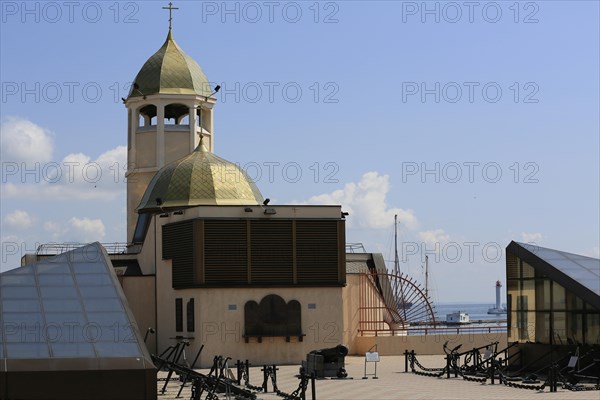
[535,312,550,344]
[3,316,44,343]
[42,299,83,313]
[38,274,75,286]
[535,279,551,310]
[553,312,567,344]
[518,311,536,342]
[0,286,38,299]
[1,274,35,286]
[522,261,535,278]
[50,342,95,358]
[506,254,519,279]
[569,313,584,344]
[44,312,87,327]
[42,314,99,344]
[2,312,43,325]
[508,310,518,340]
[5,265,33,275]
[6,342,49,359]
[507,280,518,312]
[552,282,566,310]
[37,263,71,274]
[566,291,584,311]
[586,314,600,345]
[76,274,112,286]
[518,278,536,310]
[2,299,40,312]
[40,286,78,298]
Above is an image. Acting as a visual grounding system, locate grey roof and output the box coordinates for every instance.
[508,241,600,309]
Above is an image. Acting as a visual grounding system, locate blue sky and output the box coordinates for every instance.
[1,1,599,303]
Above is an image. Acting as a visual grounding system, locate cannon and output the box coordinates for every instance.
[302,345,348,378]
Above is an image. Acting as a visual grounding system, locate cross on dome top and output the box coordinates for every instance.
[162,2,179,30]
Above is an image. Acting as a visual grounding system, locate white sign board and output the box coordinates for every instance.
[365,351,380,362]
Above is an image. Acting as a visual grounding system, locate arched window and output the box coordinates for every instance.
[138,104,157,128]
[164,103,189,126]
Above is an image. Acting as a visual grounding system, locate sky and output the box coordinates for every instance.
[1,1,599,303]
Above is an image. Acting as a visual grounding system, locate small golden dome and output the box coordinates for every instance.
[128,30,211,99]
[136,144,264,213]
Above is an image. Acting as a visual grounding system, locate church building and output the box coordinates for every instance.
[119,15,347,367]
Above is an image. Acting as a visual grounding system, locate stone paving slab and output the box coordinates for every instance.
[157,355,599,400]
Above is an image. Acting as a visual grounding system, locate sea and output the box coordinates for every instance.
[434,302,507,323]
[403,302,508,335]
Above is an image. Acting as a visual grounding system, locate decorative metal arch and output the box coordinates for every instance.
[358,271,436,334]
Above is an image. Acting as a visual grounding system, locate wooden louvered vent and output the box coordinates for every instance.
[163,218,345,288]
[296,220,340,284]
[250,220,294,285]
[162,220,195,289]
[204,220,248,284]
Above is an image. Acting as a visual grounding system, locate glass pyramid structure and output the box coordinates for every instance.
[0,242,156,400]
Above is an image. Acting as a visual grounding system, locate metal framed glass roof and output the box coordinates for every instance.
[516,242,600,298]
[0,243,148,360]
[0,243,156,399]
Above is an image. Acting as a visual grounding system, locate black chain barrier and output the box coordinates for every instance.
[406,346,590,393]
[411,355,445,372]
[275,372,315,400]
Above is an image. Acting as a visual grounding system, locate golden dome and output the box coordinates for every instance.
[127,30,211,99]
[136,143,264,213]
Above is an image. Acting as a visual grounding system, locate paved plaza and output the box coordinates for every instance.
[157,355,599,400]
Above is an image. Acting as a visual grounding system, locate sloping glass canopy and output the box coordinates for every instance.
[0,242,156,400]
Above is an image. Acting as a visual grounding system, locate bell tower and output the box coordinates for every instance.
[124,6,218,241]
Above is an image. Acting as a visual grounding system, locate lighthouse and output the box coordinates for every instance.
[487,280,507,314]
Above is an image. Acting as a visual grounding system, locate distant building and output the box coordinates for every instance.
[505,241,600,368]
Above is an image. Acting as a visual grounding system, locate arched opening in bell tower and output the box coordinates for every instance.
[165,103,190,129]
[137,104,158,131]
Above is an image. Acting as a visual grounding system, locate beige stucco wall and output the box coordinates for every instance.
[164,130,191,162]
[120,275,157,354]
[155,279,345,368]
[135,132,157,168]
[352,332,508,356]
[343,274,361,347]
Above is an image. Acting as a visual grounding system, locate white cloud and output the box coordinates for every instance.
[417,229,451,249]
[43,221,65,240]
[587,246,600,258]
[4,210,33,229]
[68,217,105,242]
[0,234,23,272]
[1,145,127,201]
[40,218,106,243]
[0,117,54,163]
[302,171,418,229]
[521,232,543,244]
